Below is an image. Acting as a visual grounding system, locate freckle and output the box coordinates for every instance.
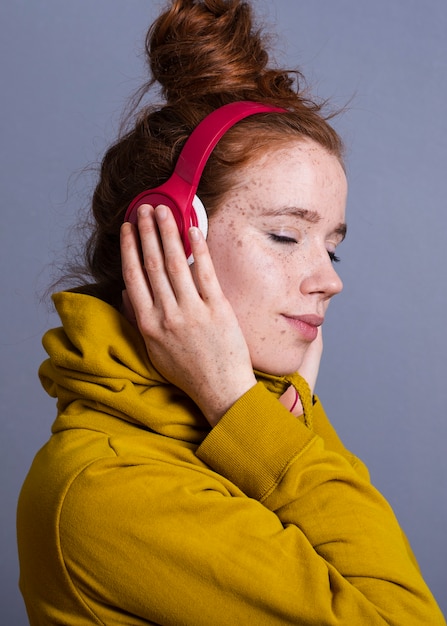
[237,239,243,247]
[280,330,286,335]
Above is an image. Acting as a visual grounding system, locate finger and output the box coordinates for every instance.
[137,205,182,309]
[152,205,202,303]
[187,227,226,304]
[120,221,154,311]
[298,328,323,394]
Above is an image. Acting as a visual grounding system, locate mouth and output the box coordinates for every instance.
[282,314,324,341]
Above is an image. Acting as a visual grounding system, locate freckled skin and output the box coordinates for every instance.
[204,139,347,376]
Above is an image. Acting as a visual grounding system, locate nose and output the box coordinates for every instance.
[300,249,343,299]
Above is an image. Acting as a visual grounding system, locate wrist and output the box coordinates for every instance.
[200,374,258,427]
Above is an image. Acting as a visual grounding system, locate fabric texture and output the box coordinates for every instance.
[17,291,446,625]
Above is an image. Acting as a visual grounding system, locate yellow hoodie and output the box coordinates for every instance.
[17,291,445,625]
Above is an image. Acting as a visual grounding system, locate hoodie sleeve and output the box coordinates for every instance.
[195,382,445,625]
[53,382,446,626]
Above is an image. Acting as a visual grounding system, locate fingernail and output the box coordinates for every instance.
[138,205,150,217]
[189,227,200,242]
[156,205,168,219]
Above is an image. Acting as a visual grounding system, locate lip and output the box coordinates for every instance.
[282,314,324,341]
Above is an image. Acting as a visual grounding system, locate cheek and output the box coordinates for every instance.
[207,223,294,309]
[214,251,253,301]
[219,256,281,325]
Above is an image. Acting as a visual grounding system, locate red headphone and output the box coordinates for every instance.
[124,101,286,262]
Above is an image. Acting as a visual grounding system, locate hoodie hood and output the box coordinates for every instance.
[39,291,312,444]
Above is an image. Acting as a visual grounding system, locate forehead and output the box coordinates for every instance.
[222,139,348,214]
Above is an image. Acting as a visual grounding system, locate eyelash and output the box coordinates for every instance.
[268,233,297,244]
[268,233,341,263]
[328,251,340,264]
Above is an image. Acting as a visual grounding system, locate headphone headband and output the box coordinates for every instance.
[175,101,286,187]
[125,101,287,260]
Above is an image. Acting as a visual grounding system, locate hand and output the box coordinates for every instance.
[120,204,257,426]
[279,328,323,416]
[298,326,323,394]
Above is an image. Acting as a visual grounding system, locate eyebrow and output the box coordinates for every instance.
[261,206,347,241]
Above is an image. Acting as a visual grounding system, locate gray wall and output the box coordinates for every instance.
[1,1,446,622]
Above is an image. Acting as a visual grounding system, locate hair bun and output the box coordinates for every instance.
[147,0,293,104]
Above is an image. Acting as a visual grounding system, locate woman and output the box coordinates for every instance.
[17,1,445,624]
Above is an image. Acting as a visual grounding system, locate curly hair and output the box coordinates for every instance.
[70,0,344,304]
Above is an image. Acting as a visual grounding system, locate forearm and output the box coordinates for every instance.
[197,383,445,625]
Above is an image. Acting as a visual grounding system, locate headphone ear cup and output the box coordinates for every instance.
[125,191,182,229]
[124,190,208,264]
[186,195,209,265]
[192,195,208,237]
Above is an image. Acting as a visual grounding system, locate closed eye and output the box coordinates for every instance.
[269,233,341,262]
[268,233,298,244]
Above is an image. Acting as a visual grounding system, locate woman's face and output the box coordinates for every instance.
[205,139,347,375]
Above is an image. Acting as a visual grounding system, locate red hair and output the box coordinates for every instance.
[73,1,344,304]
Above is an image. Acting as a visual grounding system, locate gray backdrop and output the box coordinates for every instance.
[1,1,446,622]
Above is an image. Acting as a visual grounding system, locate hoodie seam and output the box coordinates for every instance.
[56,449,118,626]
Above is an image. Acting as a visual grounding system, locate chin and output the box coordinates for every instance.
[252,354,305,378]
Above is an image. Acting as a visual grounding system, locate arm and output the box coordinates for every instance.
[118,205,445,624]
[197,385,445,624]
[61,392,445,625]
